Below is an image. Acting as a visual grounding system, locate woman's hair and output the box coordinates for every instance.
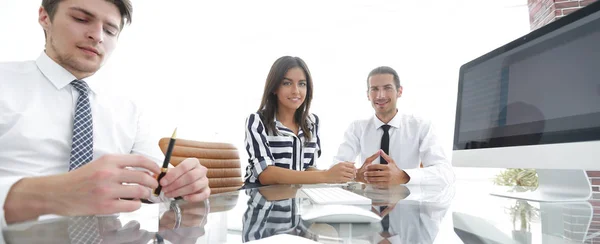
[257,56,314,141]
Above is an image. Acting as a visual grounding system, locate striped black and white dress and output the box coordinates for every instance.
[244,112,321,184]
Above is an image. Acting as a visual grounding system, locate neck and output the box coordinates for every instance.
[376,109,398,124]
[276,107,297,125]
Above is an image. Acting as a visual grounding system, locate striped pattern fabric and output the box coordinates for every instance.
[69,80,94,170]
[244,113,321,184]
[242,188,315,242]
[67,216,101,244]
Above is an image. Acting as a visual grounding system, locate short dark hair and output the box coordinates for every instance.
[367,66,401,89]
[41,0,132,29]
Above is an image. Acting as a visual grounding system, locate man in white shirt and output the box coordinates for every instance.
[333,66,454,186]
[0,0,210,225]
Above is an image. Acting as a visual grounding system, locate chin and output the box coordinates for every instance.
[74,62,102,74]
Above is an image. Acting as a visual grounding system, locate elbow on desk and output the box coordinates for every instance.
[257,168,278,185]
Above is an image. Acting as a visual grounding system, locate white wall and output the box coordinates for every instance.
[0,0,530,179]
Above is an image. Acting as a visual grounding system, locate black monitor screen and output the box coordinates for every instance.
[454,2,600,150]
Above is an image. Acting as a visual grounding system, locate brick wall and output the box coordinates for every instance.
[527,1,599,242]
[528,0,598,30]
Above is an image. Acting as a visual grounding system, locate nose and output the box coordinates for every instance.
[376,89,385,99]
[86,23,104,43]
[291,83,299,94]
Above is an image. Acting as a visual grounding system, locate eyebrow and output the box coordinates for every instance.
[283,77,306,82]
[70,7,120,31]
[370,84,394,89]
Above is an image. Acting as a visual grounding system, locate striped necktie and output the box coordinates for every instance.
[69,80,94,170]
[68,216,102,244]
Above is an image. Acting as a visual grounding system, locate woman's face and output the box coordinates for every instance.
[274,67,307,113]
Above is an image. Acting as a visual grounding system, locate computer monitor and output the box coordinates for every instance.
[453,1,600,202]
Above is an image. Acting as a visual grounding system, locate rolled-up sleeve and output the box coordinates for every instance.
[245,114,275,182]
[307,114,321,168]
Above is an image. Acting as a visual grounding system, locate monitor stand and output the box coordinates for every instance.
[491,169,592,202]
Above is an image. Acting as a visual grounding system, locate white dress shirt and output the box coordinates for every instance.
[0,52,163,226]
[333,112,455,185]
[370,184,455,244]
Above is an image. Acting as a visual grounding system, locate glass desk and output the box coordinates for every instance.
[2,180,598,243]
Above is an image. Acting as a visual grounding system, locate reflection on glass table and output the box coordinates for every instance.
[240,183,455,243]
[1,198,212,244]
[453,199,593,244]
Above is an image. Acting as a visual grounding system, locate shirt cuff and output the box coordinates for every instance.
[402,184,423,201]
[0,176,25,227]
[250,159,272,183]
[403,168,423,185]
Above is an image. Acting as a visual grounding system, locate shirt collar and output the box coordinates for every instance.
[373,110,402,130]
[36,51,97,93]
[273,114,315,136]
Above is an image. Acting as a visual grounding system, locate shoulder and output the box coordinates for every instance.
[0,60,37,74]
[349,116,372,129]
[399,112,433,129]
[0,60,38,85]
[308,113,320,125]
[246,112,265,123]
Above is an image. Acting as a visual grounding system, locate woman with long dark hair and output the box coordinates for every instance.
[243,56,355,186]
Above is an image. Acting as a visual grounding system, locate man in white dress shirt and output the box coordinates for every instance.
[333,66,454,186]
[0,0,210,225]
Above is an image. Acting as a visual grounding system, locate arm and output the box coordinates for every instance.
[4,155,160,224]
[246,114,354,185]
[403,120,455,185]
[333,121,361,164]
[306,114,322,169]
[258,166,328,185]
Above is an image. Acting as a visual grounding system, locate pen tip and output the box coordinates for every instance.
[172,128,177,138]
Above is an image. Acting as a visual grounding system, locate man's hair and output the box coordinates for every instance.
[41,0,132,29]
[366,66,401,89]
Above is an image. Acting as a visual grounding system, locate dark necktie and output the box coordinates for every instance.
[69,80,94,171]
[380,206,390,233]
[380,125,391,164]
[379,125,391,233]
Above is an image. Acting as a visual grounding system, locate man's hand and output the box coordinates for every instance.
[355,151,381,183]
[99,219,155,244]
[324,162,356,183]
[4,154,163,224]
[55,155,161,215]
[364,151,410,186]
[5,154,162,224]
[159,158,210,202]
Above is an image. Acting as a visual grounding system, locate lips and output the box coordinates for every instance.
[78,46,100,56]
[375,100,389,106]
[289,97,302,102]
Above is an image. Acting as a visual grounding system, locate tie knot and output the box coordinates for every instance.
[381,124,391,132]
[71,80,89,95]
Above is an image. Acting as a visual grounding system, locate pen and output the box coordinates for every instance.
[154,128,177,196]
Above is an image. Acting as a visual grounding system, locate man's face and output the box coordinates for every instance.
[367,74,402,116]
[39,0,122,78]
